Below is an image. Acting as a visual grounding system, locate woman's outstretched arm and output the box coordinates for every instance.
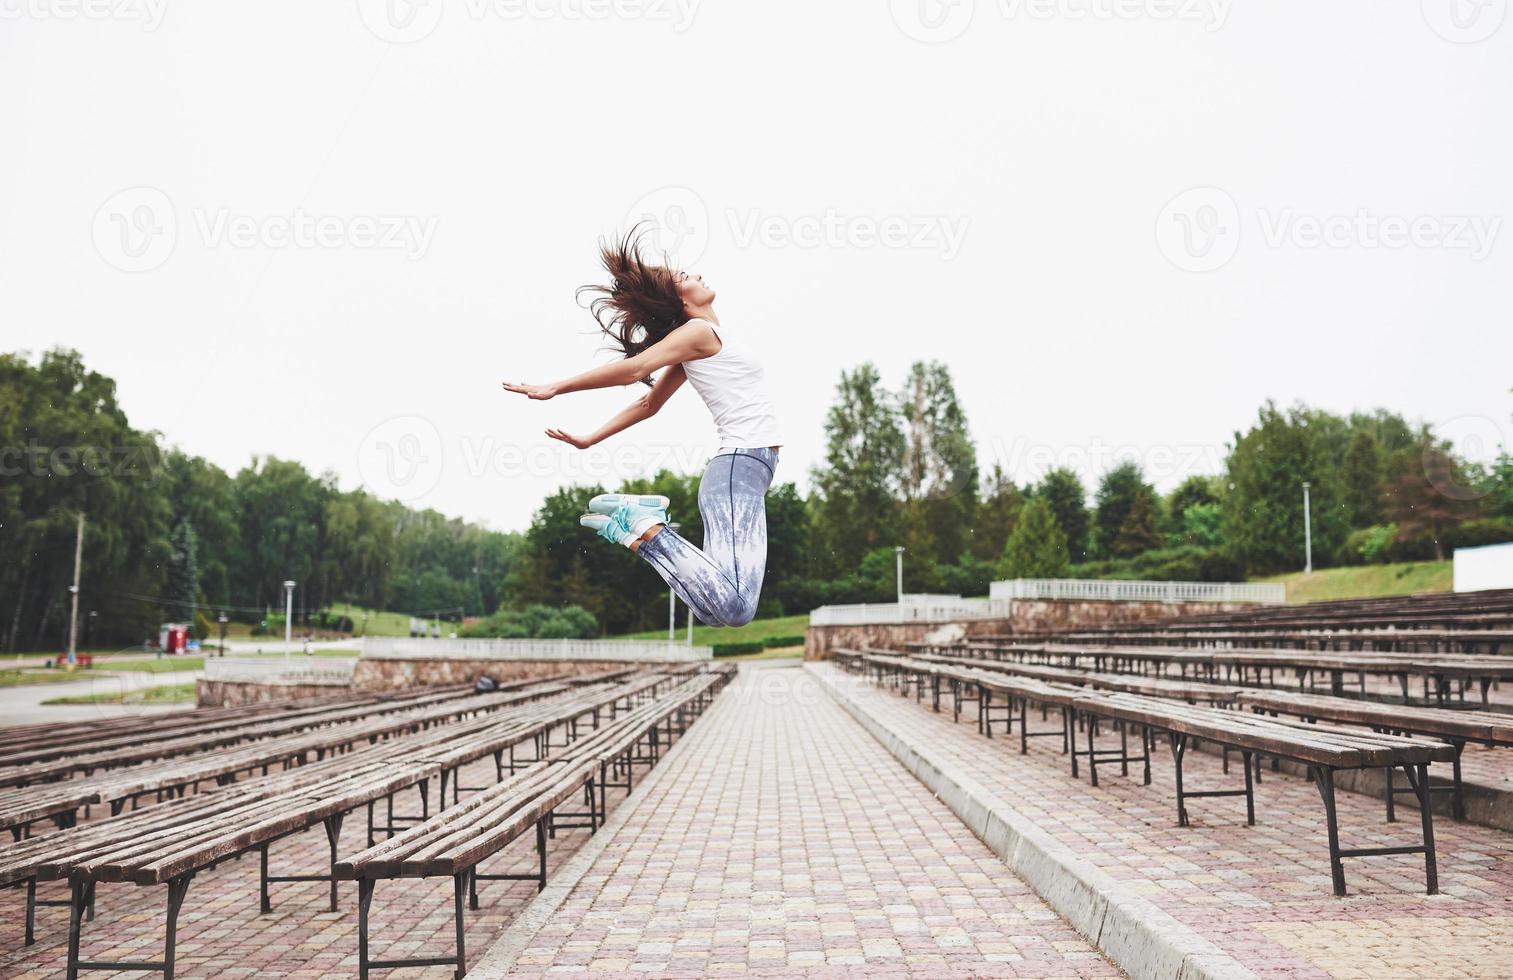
[503,320,716,400]
[545,364,687,449]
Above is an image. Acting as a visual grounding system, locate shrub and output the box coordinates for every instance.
[461,604,598,639]
[762,634,804,649]
[1344,523,1399,564]
[712,641,765,657]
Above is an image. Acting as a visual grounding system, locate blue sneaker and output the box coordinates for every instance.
[587,493,669,515]
[580,498,669,548]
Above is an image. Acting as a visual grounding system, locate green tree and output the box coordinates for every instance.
[1092,462,1156,559]
[167,520,200,624]
[999,498,1070,578]
[1113,489,1163,557]
[898,361,978,567]
[1342,430,1383,527]
[812,364,904,574]
[970,464,1025,562]
[1163,475,1221,541]
[1033,468,1089,563]
[1225,402,1349,574]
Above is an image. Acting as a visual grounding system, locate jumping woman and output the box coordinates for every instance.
[502,227,782,628]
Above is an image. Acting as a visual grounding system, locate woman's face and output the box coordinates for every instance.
[675,270,716,310]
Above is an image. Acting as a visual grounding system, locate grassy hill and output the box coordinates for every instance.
[1255,560,1453,604]
[613,613,810,649]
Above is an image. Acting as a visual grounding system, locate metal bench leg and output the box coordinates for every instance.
[1141,726,1151,785]
[1385,766,1396,822]
[1242,751,1255,826]
[1085,713,1098,787]
[324,813,344,911]
[1169,733,1188,827]
[452,872,467,979]
[358,879,374,980]
[260,844,272,912]
[1405,764,1440,895]
[162,873,193,980]
[536,816,549,890]
[1313,766,1347,897]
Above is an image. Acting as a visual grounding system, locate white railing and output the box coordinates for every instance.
[988,578,1286,604]
[362,637,711,662]
[809,597,1010,626]
[203,656,357,686]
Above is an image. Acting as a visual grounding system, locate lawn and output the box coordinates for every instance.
[43,682,197,705]
[1255,560,1453,604]
[612,613,810,648]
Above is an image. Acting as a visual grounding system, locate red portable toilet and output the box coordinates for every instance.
[158,623,190,654]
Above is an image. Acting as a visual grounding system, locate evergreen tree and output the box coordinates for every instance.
[1034,468,1090,563]
[167,519,199,624]
[812,364,904,574]
[1092,462,1155,559]
[1113,489,1163,557]
[970,464,1025,562]
[999,498,1070,579]
[1342,430,1383,527]
[898,361,979,567]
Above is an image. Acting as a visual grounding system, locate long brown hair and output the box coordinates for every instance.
[576,223,687,386]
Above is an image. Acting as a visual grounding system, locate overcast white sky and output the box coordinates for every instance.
[4,0,1510,532]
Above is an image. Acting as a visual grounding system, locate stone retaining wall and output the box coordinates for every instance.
[803,598,1255,660]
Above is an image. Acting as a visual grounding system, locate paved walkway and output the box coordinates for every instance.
[0,670,201,725]
[813,662,1513,979]
[481,662,1119,977]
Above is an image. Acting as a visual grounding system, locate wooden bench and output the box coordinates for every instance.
[1069,692,1456,896]
[17,674,669,975]
[334,670,733,979]
[1234,689,1513,821]
[844,648,1457,897]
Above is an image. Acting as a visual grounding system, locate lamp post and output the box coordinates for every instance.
[895,546,905,605]
[217,612,228,657]
[1302,482,1313,575]
[283,581,295,660]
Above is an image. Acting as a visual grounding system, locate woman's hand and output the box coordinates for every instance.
[502,381,557,400]
[545,427,593,450]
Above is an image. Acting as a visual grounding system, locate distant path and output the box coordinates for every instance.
[0,669,202,726]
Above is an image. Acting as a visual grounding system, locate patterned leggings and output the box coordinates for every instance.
[636,447,777,628]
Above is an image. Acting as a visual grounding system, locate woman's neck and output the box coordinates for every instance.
[685,304,719,325]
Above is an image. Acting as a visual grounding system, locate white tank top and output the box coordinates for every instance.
[680,318,783,449]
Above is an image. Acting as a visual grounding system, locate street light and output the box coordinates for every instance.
[283,581,296,660]
[217,612,228,657]
[895,546,905,604]
[1301,482,1313,575]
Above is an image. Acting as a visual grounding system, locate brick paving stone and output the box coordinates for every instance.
[816,662,1513,978]
[0,752,604,979]
[492,663,1121,978]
